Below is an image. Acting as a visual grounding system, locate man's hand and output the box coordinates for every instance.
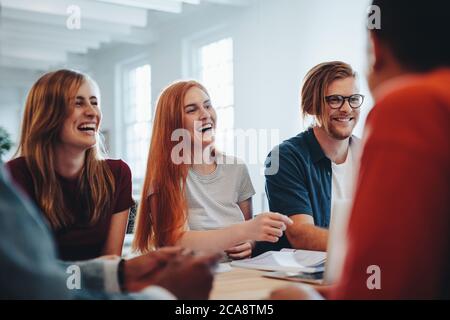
[122,247,184,292]
[225,241,254,260]
[152,252,221,300]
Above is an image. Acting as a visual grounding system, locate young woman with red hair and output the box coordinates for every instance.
[133,80,292,259]
[6,69,133,261]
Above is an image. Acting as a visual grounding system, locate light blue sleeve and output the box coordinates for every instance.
[0,167,72,299]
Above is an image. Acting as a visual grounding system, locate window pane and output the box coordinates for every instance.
[216,107,234,130]
[197,38,234,154]
[123,64,152,195]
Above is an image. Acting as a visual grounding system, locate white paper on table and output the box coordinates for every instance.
[214,262,233,274]
[230,249,326,273]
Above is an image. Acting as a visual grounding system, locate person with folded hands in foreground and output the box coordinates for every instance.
[270,0,450,299]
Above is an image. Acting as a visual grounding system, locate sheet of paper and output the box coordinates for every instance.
[231,250,326,272]
[214,262,233,274]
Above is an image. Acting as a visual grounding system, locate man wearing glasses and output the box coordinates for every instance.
[254,61,364,254]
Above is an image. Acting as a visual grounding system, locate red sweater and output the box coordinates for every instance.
[331,69,450,299]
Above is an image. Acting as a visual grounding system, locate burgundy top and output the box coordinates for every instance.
[6,157,134,261]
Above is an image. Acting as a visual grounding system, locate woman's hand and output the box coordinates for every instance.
[225,241,254,260]
[243,212,293,243]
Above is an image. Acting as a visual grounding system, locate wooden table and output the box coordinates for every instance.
[210,266,291,300]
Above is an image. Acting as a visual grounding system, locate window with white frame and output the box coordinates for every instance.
[122,63,152,196]
[196,37,234,153]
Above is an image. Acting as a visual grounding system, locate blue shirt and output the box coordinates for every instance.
[254,127,358,255]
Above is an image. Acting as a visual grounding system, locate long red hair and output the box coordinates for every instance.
[132,80,209,252]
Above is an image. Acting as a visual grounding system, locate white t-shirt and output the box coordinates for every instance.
[185,154,256,231]
[326,147,358,284]
[330,147,356,219]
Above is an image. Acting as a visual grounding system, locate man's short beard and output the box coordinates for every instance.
[327,123,353,140]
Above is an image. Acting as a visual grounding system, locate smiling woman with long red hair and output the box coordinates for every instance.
[6,69,133,261]
[132,80,293,258]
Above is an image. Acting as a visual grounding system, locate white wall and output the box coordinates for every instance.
[0,87,21,160]
[0,68,41,160]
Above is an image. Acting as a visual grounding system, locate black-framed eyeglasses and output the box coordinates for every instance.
[325,94,365,109]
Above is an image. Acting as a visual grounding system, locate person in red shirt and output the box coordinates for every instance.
[6,69,133,261]
[270,0,450,299]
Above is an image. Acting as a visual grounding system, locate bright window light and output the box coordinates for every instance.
[197,37,234,153]
[123,64,151,195]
